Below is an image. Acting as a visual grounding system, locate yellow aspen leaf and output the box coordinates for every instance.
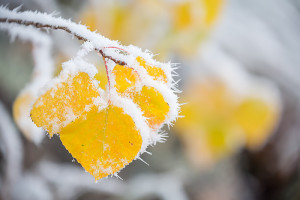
[30,52,178,180]
[131,86,169,130]
[178,126,241,168]
[94,65,108,90]
[234,98,279,150]
[112,61,170,129]
[1,6,179,181]
[80,2,146,46]
[31,68,144,180]
[13,92,32,135]
[112,64,139,93]
[80,8,98,32]
[80,0,224,59]
[60,105,142,180]
[110,4,128,42]
[31,72,101,136]
[174,2,192,29]
[175,81,242,168]
[175,79,279,168]
[204,120,242,158]
[136,56,168,83]
[201,0,224,27]
[13,91,44,144]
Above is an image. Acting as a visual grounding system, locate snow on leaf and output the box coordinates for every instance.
[31,72,103,137]
[30,52,178,179]
[0,6,179,180]
[131,86,170,131]
[112,59,170,130]
[136,56,168,84]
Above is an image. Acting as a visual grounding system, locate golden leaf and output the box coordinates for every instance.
[201,0,224,27]
[60,105,142,180]
[131,86,169,130]
[31,72,101,136]
[80,0,224,59]
[112,60,169,129]
[136,56,167,83]
[234,98,279,150]
[175,79,279,168]
[30,54,174,179]
[13,91,43,143]
[113,64,139,94]
[31,71,144,179]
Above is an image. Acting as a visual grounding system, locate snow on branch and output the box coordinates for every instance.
[0,5,177,91]
[0,23,54,90]
[0,6,140,66]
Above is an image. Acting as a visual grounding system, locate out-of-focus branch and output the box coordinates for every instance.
[36,161,188,200]
[0,101,23,200]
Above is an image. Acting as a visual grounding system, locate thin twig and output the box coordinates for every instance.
[0,18,127,66]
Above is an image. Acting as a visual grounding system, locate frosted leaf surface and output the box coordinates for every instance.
[31,48,179,179]
[0,6,181,179]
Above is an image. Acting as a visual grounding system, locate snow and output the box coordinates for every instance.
[0,6,181,175]
[0,22,54,145]
[0,6,175,85]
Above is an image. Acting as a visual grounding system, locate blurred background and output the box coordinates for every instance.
[1,0,300,199]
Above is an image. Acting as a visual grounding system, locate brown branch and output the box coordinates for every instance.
[0,18,127,66]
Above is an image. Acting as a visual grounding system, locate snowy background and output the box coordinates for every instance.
[1,0,300,199]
